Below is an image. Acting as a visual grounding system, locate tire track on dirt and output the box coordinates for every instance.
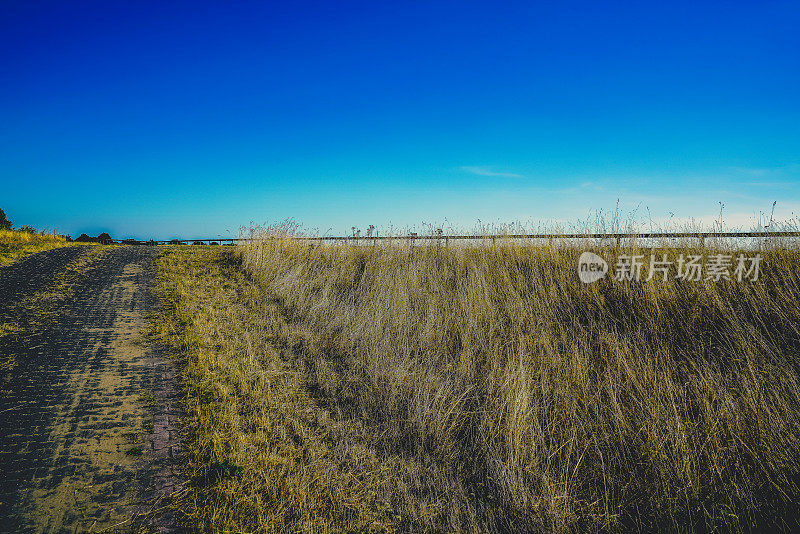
[0,247,183,533]
[0,246,91,319]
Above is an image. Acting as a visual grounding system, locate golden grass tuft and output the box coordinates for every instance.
[0,228,72,267]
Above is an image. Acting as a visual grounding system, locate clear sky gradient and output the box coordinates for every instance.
[2,1,799,239]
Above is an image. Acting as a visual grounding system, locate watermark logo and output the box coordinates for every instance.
[578,252,761,283]
[578,252,609,283]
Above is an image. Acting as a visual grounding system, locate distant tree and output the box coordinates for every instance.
[0,208,12,230]
[97,232,112,244]
[75,233,93,242]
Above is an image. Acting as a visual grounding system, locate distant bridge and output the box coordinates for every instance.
[114,231,800,247]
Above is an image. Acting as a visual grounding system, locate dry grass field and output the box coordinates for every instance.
[155,232,800,533]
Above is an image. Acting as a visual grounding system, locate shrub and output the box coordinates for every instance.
[0,208,11,230]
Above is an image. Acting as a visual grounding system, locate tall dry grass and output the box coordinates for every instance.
[231,230,800,532]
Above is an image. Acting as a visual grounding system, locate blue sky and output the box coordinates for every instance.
[1,1,799,239]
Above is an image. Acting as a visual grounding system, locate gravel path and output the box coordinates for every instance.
[0,246,183,533]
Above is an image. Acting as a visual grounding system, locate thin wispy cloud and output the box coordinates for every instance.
[722,165,800,189]
[738,181,795,188]
[730,167,771,177]
[460,166,524,179]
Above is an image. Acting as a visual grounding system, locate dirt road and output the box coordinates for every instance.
[0,246,182,533]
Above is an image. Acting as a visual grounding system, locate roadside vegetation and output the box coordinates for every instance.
[156,229,800,532]
[0,228,73,268]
